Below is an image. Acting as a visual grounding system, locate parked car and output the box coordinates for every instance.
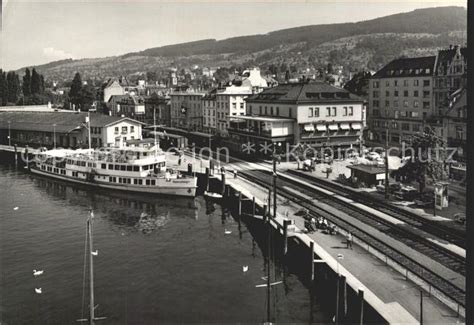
[389,183,403,193]
[366,152,380,161]
[393,186,419,201]
[454,213,466,225]
[376,184,385,194]
[414,194,434,208]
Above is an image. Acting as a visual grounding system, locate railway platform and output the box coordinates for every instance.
[221,173,465,324]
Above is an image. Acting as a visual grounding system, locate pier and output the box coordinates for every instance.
[172,150,464,324]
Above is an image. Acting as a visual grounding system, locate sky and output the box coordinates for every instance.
[0,0,467,71]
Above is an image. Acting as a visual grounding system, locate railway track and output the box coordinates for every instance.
[237,169,465,307]
[286,169,466,248]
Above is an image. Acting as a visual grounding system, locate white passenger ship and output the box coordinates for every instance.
[30,143,197,197]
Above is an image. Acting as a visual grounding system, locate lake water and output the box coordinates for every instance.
[0,161,331,324]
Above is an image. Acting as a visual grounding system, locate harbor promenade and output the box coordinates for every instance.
[174,151,464,324]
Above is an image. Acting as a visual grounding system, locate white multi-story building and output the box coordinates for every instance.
[215,85,253,136]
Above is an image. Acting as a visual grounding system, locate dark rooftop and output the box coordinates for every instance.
[372,56,436,79]
[347,164,386,174]
[0,111,143,133]
[246,81,363,104]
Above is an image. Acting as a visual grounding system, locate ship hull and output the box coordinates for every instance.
[30,167,197,197]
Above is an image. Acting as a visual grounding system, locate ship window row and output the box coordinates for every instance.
[107,176,157,186]
[66,160,96,168]
[101,163,164,171]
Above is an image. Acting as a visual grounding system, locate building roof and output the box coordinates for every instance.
[246,81,363,104]
[0,111,143,133]
[231,115,295,122]
[104,76,130,89]
[372,56,436,79]
[347,164,386,175]
[434,46,467,76]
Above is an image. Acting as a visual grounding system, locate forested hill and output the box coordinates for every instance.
[20,6,467,82]
[125,6,466,58]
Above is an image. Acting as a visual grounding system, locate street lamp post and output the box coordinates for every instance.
[7,121,11,147]
[272,142,282,219]
[385,127,389,199]
[53,123,57,149]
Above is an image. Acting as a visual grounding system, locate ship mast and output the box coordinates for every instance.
[87,112,91,151]
[88,215,95,325]
[153,107,158,156]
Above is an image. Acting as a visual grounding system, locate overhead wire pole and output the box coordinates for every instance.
[385,127,389,199]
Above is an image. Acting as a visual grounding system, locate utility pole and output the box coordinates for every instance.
[53,124,57,149]
[7,121,11,147]
[385,127,389,199]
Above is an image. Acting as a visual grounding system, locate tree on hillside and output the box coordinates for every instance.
[6,71,21,104]
[69,72,83,108]
[394,128,447,193]
[23,68,31,97]
[344,71,372,97]
[0,70,8,106]
[31,68,42,94]
[79,84,96,110]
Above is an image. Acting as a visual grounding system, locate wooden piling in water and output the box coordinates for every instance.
[335,274,340,324]
[309,241,315,283]
[252,197,256,217]
[14,144,18,164]
[221,173,226,195]
[238,191,242,216]
[358,288,365,325]
[283,220,290,255]
[341,274,347,317]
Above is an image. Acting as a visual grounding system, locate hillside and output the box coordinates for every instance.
[21,6,467,82]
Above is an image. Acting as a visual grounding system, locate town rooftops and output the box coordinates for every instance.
[246,81,363,104]
[434,46,467,75]
[0,111,143,133]
[347,164,386,175]
[372,56,436,79]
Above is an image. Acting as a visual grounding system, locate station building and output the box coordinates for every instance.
[0,110,143,149]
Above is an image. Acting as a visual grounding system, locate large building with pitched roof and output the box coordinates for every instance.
[228,81,365,153]
[0,111,143,148]
[368,56,435,145]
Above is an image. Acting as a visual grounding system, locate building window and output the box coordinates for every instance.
[412,124,421,132]
[385,90,390,97]
[423,80,430,87]
[348,107,353,116]
[308,107,313,117]
[394,100,399,107]
[414,100,419,108]
[373,90,379,98]
[423,91,430,98]
[372,81,379,88]
[373,100,379,108]
[385,100,390,107]
[326,107,331,117]
[122,126,127,133]
[289,108,292,117]
[131,126,135,133]
[403,90,409,97]
[423,101,430,109]
[385,80,390,87]
[276,107,279,115]
[394,90,399,97]
[394,80,398,87]
[332,107,336,116]
[343,107,347,116]
[402,123,410,131]
[403,80,409,87]
[403,100,409,107]
[270,107,274,115]
[414,80,419,86]
[115,127,119,134]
